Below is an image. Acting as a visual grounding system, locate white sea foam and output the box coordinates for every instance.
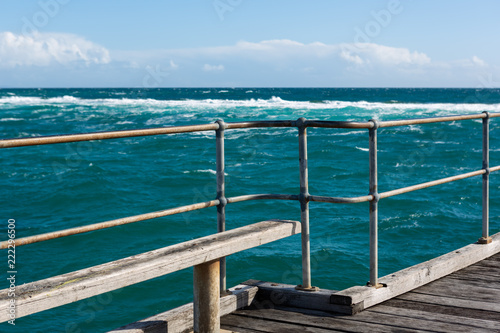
[183,169,228,176]
[2,95,500,115]
[0,117,23,121]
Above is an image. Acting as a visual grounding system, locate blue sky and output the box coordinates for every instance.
[1,0,499,87]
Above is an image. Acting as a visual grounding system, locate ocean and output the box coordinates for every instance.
[1,88,500,332]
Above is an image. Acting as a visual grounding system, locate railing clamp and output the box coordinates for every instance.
[371,192,381,203]
[369,119,380,130]
[215,119,227,131]
[217,196,227,208]
[299,192,310,204]
[483,111,490,119]
[484,168,491,176]
[294,117,307,129]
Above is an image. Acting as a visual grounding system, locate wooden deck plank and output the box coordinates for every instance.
[369,304,500,331]
[220,324,265,333]
[409,277,500,303]
[396,292,500,313]
[222,311,344,332]
[444,275,500,291]
[382,298,500,322]
[447,271,500,288]
[474,258,500,269]
[454,262,500,278]
[225,306,434,333]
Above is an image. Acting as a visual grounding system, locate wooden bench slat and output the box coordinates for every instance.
[0,219,300,322]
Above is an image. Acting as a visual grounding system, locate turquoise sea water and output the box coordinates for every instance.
[1,88,500,332]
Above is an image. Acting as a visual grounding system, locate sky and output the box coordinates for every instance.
[0,0,500,88]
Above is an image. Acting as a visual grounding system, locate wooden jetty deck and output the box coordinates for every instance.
[220,252,500,332]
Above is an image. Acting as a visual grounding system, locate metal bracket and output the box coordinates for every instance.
[215,119,227,131]
[295,284,319,292]
[370,192,380,203]
[369,119,380,130]
[478,237,493,244]
[217,196,227,208]
[294,117,307,129]
[366,282,386,289]
[220,289,233,297]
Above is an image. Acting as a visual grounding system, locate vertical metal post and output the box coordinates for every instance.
[193,260,220,333]
[215,120,228,292]
[479,112,492,244]
[295,118,318,292]
[369,120,382,288]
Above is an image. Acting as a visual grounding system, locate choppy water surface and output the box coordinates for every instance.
[1,88,499,332]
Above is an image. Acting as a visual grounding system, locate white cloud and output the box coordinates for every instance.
[203,64,224,72]
[0,32,110,68]
[1,35,495,87]
[170,40,432,69]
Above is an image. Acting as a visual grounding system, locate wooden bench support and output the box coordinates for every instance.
[194,260,220,333]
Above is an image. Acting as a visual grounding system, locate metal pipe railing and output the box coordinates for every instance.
[215,120,227,293]
[308,194,373,204]
[368,120,381,288]
[1,111,499,294]
[0,123,219,148]
[227,193,299,203]
[296,118,315,291]
[378,112,496,128]
[304,120,372,129]
[0,200,220,249]
[480,112,493,244]
[379,169,488,199]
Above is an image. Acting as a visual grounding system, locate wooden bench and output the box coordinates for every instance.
[0,219,301,332]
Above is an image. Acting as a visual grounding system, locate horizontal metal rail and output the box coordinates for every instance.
[0,123,219,148]
[379,112,500,128]
[305,120,372,129]
[309,194,373,204]
[0,200,219,249]
[227,193,299,203]
[2,112,498,149]
[225,120,294,129]
[0,194,303,249]
[380,167,500,199]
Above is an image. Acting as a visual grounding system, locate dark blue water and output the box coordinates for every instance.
[1,88,499,332]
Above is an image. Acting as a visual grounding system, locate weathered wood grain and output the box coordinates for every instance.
[241,280,360,314]
[382,297,500,322]
[369,304,500,331]
[397,292,500,313]
[224,306,429,333]
[331,232,500,310]
[446,273,500,290]
[0,219,300,323]
[409,277,500,303]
